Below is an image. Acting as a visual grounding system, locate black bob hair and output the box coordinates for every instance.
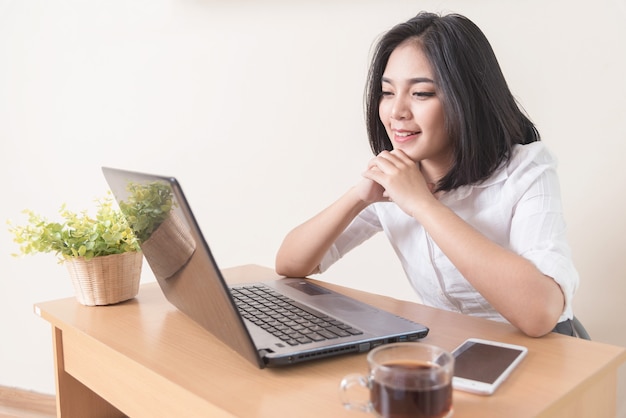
[365,12,540,192]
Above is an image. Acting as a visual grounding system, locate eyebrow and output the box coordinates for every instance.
[381,76,435,84]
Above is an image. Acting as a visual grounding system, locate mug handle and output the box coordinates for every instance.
[339,373,373,413]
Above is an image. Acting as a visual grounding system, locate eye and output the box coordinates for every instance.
[381,90,394,97]
[413,91,436,99]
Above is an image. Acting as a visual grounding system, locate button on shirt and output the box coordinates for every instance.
[319,142,579,324]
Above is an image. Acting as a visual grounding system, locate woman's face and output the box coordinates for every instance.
[379,41,452,173]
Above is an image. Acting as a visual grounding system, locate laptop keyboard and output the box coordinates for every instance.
[230,284,363,346]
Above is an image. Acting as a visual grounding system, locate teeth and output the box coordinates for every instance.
[396,131,417,137]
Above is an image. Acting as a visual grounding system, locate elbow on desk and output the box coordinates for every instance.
[504,276,566,338]
[275,259,308,278]
[512,312,562,338]
[275,265,294,278]
[519,324,552,338]
[274,258,319,278]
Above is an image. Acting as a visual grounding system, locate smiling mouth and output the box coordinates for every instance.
[396,131,419,137]
[394,131,420,142]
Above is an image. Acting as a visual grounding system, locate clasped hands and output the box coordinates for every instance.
[357,149,437,218]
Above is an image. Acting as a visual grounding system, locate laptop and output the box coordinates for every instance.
[102,167,429,368]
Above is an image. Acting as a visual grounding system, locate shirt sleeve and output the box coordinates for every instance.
[508,146,580,320]
[318,205,383,273]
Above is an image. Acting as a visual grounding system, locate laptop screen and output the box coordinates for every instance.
[102,167,264,367]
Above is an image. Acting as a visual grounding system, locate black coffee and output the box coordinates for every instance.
[371,361,452,418]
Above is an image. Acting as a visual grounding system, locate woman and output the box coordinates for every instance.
[275,12,578,337]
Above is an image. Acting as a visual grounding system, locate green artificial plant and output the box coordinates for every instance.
[8,194,140,261]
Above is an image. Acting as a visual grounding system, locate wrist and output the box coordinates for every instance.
[346,186,372,212]
[409,194,442,223]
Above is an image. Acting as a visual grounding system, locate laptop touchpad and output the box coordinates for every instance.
[285,281,331,296]
[286,281,376,313]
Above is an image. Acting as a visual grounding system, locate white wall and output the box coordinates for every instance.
[1,0,625,410]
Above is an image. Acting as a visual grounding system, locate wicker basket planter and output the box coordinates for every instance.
[65,251,143,306]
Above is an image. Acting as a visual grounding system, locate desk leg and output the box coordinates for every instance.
[52,327,125,418]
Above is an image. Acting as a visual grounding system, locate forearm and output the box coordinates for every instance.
[275,187,369,277]
[416,198,565,337]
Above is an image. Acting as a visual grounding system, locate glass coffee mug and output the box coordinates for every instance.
[339,342,454,418]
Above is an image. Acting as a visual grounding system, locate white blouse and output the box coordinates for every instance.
[319,142,579,324]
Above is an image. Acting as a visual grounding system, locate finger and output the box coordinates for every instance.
[362,166,387,186]
[370,154,402,173]
[389,149,415,165]
[366,157,379,170]
[378,151,416,171]
[363,166,381,179]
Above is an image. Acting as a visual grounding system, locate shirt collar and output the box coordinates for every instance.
[441,163,509,201]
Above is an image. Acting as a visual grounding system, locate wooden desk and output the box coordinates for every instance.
[35,265,626,417]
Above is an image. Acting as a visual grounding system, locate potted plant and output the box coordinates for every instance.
[8,194,143,306]
[117,181,195,279]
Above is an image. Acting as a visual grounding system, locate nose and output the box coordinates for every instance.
[390,94,411,120]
